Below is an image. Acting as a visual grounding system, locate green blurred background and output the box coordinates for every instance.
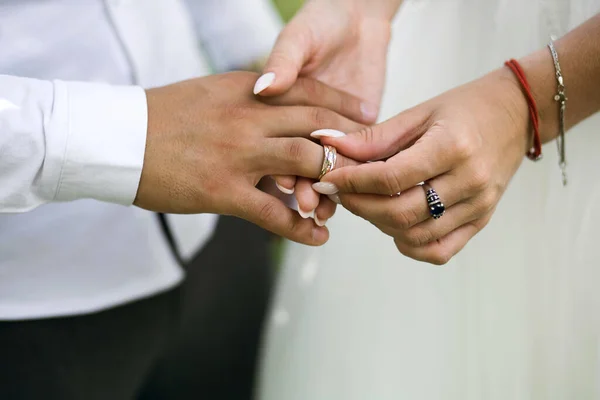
[273,0,304,21]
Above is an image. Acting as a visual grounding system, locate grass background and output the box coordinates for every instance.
[272,0,304,21]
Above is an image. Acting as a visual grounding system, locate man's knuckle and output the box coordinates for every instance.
[310,107,334,127]
[382,169,402,194]
[286,213,301,234]
[285,140,305,164]
[258,200,277,224]
[223,103,251,121]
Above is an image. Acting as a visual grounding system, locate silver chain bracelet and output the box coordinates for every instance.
[548,38,568,186]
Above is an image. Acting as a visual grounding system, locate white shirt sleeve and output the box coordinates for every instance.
[183,0,284,71]
[0,75,148,213]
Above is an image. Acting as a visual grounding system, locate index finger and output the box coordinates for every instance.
[322,134,457,195]
[261,138,362,179]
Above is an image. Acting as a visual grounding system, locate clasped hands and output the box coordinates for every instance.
[134,68,529,265]
[134,0,532,264]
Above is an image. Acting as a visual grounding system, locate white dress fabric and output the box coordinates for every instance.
[259,1,600,399]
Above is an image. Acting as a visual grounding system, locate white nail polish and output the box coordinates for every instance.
[312,182,339,195]
[298,207,315,219]
[327,194,341,204]
[314,215,328,227]
[253,72,276,94]
[310,129,346,139]
[275,182,295,195]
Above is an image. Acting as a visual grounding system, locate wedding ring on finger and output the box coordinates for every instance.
[423,183,445,220]
[318,145,337,180]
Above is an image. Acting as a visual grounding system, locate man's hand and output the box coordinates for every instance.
[134,72,362,246]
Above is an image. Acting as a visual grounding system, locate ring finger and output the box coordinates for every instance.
[392,200,482,248]
[340,171,469,231]
[262,138,360,180]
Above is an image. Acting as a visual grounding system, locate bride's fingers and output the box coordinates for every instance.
[393,201,483,248]
[321,132,457,195]
[262,138,361,179]
[295,178,319,218]
[272,175,296,194]
[259,77,376,125]
[393,216,490,265]
[314,196,337,227]
[338,173,467,231]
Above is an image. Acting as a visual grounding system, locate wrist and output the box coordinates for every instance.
[518,48,561,145]
[486,67,532,156]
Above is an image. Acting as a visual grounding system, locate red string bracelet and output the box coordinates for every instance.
[504,59,543,160]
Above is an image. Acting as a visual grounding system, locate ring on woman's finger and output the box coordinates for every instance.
[318,145,337,180]
[423,182,445,220]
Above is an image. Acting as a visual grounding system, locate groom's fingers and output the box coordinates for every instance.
[261,77,374,124]
[261,138,360,179]
[235,188,329,246]
[265,106,363,138]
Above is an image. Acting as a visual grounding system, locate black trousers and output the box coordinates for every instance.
[0,216,275,400]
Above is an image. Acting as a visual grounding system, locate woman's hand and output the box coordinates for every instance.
[313,68,531,264]
[254,0,397,217]
[255,0,394,112]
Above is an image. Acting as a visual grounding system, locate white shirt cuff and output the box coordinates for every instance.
[51,80,147,205]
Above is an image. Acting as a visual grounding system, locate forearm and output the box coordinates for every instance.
[520,13,600,143]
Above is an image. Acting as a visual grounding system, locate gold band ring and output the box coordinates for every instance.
[318,145,337,180]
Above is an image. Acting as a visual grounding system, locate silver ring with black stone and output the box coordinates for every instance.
[423,183,445,220]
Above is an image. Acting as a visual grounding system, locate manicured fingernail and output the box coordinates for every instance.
[253,72,276,94]
[298,207,315,219]
[312,182,339,195]
[314,215,328,227]
[327,194,341,204]
[310,129,346,139]
[275,182,295,195]
[360,102,379,122]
